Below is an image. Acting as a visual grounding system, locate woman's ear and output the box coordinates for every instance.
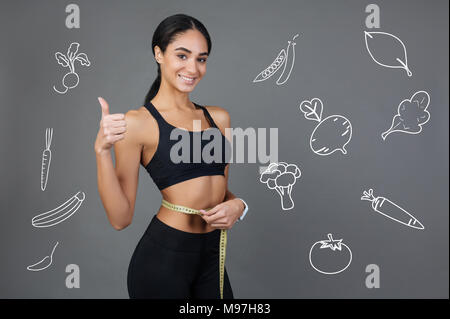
[154,46,163,63]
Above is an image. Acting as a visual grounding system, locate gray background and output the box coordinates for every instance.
[0,0,448,298]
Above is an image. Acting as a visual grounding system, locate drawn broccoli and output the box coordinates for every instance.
[260,162,301,210]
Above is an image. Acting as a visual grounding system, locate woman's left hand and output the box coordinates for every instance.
[200,199,244,230]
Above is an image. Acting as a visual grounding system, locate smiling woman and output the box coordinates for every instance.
[94,13,247,300]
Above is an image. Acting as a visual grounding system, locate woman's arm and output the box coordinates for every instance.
[95,99,143,230]
[223,187,245,217]
[201,106,246,225]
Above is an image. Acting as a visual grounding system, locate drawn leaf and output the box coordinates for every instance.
[67,42,80,60]
[381,90,431,140]
[299,98,323,122]
[411,91,430,111]
[75,53,91,66]
[364,31,412,77]
[381,115,404,140]
[55,52,69,67]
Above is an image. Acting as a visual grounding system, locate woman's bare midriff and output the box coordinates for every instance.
[137,105,228,234]
[156,175,227,233]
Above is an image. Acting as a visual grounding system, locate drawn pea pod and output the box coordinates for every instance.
[276,34,299,85]
[253,48,287,82]
[253,33,300,85]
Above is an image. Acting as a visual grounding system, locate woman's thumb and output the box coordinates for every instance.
[98,97,109,117]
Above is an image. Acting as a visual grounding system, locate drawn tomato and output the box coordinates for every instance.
[309,233,352,275]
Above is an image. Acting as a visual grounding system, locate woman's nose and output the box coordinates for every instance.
[185,58,198,74]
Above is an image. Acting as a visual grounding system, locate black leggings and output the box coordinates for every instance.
[127,214,234,299]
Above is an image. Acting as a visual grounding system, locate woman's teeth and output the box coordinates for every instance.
[179,74,195,84]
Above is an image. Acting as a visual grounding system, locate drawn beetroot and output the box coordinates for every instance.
[53,42,90,94]
[62,72,79,89]
[299,98,352,156]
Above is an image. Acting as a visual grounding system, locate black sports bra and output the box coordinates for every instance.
[142,101,232,191]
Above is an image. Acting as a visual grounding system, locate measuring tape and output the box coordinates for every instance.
[161,199,227,299]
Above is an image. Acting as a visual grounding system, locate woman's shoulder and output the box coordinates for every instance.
[123,106,158,145]
[125,107,148,129]
[203,105,230,129]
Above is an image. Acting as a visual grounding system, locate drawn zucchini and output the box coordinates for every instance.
[32,191,85,228]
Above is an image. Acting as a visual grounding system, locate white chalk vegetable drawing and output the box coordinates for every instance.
[32,191,85,228]
[309,234,352,275]
[364,31,412,77]
[361,189,424,230]
[27,242,59,271]
[41,128,53,191]
[260,162,301,210]
[253,34,300,85]
[381,90,430,140]
[299,98,352,156]
[53,42,91,94]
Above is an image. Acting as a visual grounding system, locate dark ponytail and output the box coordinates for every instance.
[143,14,212,106]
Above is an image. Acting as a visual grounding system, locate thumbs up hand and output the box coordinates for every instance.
[94,97,127,155]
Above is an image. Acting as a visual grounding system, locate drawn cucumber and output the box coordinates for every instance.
[32,191,85,227]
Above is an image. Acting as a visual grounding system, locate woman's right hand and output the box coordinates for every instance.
[94,97,127,155]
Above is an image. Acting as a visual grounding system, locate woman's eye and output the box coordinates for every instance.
[177,55,206,63]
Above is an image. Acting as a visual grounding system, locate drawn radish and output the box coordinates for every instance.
[53,42,90,94]
[299,98,352,156]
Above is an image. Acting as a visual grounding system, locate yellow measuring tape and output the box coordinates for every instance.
[161,199,227,299]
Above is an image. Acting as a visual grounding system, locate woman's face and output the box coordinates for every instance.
[156,29,209,93]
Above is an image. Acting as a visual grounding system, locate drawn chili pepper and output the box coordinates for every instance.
[27,242,59,272]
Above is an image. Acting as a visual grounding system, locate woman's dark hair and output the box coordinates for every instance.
[144,14,212,106]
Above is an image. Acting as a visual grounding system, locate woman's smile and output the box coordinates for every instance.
[178,73,196,85]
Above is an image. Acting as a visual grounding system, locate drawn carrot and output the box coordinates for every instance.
[41,128,53,191]
[361,188,424,230]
